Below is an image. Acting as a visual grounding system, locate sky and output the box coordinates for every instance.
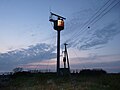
[0,0,120,73]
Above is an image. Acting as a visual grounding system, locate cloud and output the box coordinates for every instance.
[69,54,120,73]
[62,9,120,50]
[16,58,57,71]
[20,54,120,73]
[0,43,56,71]
[70,54,120,64]
[66,20,120,50]
[79,22,120,50]
[61,9,94,49]
[71,60,120,73]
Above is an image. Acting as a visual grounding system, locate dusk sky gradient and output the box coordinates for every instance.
[0,0,120,73]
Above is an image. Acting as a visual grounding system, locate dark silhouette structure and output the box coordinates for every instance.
[49,12,66,75]
[59,43,70,76]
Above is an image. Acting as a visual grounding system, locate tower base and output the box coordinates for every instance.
[59,68,70,76]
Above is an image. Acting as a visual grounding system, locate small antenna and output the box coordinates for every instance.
[50,12,66,20]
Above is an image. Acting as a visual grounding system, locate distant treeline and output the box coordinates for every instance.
[79,69,107,75]
[11,69,107,76]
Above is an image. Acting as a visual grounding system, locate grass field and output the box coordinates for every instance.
[0,73,120,90]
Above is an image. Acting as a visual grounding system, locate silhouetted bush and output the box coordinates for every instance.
[80,69,107,75]
[13,67,23,73]
[13,71,32,77]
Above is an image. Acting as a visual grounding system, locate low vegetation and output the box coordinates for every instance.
[0,71,120,90]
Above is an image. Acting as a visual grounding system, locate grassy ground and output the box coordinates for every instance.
[0,73,120,90]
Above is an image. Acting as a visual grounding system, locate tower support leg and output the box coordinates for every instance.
[57,30,60,75]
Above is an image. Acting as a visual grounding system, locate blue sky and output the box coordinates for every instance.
[0,0,120,73]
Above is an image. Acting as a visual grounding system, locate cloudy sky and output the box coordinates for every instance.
[0,0,120,73]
